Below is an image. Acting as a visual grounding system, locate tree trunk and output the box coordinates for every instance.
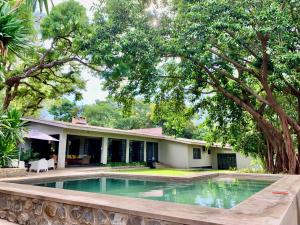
[3,86,12,111]
[298,97,300,162]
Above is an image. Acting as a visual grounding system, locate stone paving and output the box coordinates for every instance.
[0,219,17,224]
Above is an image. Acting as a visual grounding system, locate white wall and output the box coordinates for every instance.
[159,140,189,168]
[27,122,253,169]
[188,146,212,168]
[28,123,63,135]
[236,152,252,169]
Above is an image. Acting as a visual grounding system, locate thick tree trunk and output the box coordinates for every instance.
[3,86,12,111]
[298,97,300,162]
[279,114,297,173]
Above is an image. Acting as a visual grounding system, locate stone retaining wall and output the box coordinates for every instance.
[0,193,182,225]
[0,168,27,178]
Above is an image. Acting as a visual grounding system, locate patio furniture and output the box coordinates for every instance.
[47,158,55,170]
[8,159,25,168]
[29,158,48,173]
[66,155,91,165]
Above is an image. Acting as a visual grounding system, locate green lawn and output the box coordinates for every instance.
[116,168,222,176]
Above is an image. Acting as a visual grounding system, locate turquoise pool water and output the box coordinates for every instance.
[36,177,272,209]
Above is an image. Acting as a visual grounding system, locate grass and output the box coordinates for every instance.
[116,168,222,176]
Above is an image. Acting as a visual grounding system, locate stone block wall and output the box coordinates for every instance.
[0,168,27,178]
[0,193,183,225]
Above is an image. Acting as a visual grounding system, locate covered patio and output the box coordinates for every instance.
[21,120,160,169]
[22,130,59,161]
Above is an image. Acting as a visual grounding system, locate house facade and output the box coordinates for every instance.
[21,118,252,170]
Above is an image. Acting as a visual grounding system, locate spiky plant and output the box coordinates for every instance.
[0,108,26,167]
[0,0,53,57]
[25,0,54,13]
[0,2,28,57]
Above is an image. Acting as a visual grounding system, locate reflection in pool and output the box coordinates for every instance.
[35,177,272,209]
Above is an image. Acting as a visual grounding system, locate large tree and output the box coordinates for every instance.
[83,99,156,130]
[0,0,98,114]
[86,0,300,174]
[48,98,81,122]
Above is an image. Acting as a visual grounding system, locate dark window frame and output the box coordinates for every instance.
[193,148,202,159]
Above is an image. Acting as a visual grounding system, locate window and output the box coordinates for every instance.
[193,148,201,159]
[208,149,211,155]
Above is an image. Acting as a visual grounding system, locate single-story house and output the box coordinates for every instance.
[20,117,252,170]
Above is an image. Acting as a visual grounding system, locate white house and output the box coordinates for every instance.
[21,117,252,170]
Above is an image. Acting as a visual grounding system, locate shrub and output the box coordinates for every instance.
[0,109,26,167]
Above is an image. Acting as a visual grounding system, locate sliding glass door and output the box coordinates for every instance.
[146,142,158,162]
[107,138,126,163]
[129,141,144,162]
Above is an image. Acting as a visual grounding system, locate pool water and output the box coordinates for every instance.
[36,177,272,209]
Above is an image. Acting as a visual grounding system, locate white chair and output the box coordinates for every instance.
[9,159,25,169]
[47,158,55,170]
[29,159,48,173]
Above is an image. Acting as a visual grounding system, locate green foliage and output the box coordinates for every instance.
[41,0,88,40]
[151,100,196,137]
[86,0,300,173]
[83,99,155,130]
[25,0,53,13]
[0,2,29,57]
[48,98,81,122]
[20,148,39,162]
[0,0,89,113]
[0,108,26,167]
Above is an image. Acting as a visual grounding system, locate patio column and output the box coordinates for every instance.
[101,177,107,192]
[144,141,147,162]
[125,139,130,163]
[101,137,108,164]
[57,132,67,169]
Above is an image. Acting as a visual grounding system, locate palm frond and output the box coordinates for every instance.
[25,0,53,14]
[0,2,29,57]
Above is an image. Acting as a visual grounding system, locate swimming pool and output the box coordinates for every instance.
[36,177,272,209]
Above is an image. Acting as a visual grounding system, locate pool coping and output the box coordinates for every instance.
[0,172,299,225]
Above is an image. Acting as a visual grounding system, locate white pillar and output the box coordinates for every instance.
[125,139,130,163]
[55,181,64,189]
[57,132,67,169]
[101,177,106,192]
[101,137,108,164]
[144,141,147,162]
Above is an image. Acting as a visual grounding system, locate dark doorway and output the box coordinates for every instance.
[217,153,237,169]
[85,138,102,164]
[31,139,52,159]
[146,142,158,162]
[108,139,126,163]
[129,141,144,162]
[67,137,80,155]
